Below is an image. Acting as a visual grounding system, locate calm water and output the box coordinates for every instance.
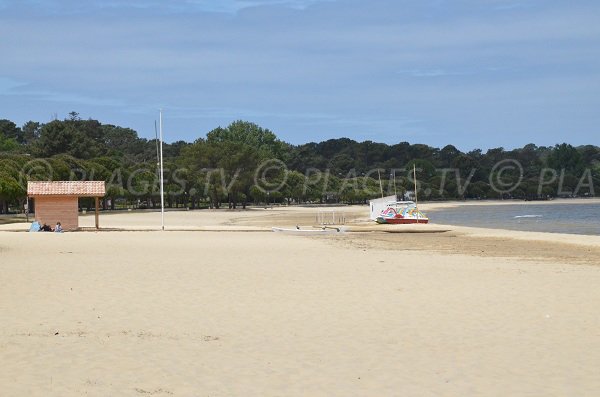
[428,203,600,236]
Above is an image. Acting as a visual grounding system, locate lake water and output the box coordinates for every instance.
[428,202,600,236]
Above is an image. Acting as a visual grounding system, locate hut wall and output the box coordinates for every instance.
[33,196,79,230]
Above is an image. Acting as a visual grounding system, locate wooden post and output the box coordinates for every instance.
[95,197,99,229]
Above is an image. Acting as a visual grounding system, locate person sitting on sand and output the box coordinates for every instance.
[40,223,52,232]
[54,222,63,233]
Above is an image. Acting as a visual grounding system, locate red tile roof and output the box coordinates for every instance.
[27,181,106,197]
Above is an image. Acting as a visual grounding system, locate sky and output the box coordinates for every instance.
[0,0,599,150]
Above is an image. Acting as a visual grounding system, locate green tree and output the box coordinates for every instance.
[206,120,288,159]
[0,119,22,144]
[547,143,584,174]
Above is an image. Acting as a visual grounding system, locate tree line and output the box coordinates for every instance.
[1,113,599,213]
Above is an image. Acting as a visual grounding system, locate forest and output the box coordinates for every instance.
[1,112,599,213]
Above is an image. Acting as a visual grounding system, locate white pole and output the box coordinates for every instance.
[413,164,419,224]
[159,109,165,231]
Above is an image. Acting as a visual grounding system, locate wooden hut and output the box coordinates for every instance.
[27,181,106,230]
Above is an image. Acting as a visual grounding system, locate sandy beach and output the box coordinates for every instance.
[1,203,600,396]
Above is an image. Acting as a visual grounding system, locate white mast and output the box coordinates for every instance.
[413,164,419,224]
[159,109,165,231]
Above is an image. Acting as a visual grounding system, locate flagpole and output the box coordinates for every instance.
[413,164,419,224]
[159,109,165,231]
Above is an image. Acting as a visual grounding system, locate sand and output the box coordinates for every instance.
[1,203,600,396]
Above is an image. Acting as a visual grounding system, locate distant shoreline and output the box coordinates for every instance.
[2,196,598,222]
[419,197,600,211]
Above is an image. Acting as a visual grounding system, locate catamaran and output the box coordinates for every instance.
[371,164,429,224]
[375,201,429,224]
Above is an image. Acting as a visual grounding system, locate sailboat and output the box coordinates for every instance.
[371,164,429,224]
[375,201,429,224]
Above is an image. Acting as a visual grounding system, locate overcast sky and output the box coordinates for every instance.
[1,0,599,150]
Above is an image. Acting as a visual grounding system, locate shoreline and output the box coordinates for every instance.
[419,197,600,211]
[2,200,599,240]
[2,205,599,265]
